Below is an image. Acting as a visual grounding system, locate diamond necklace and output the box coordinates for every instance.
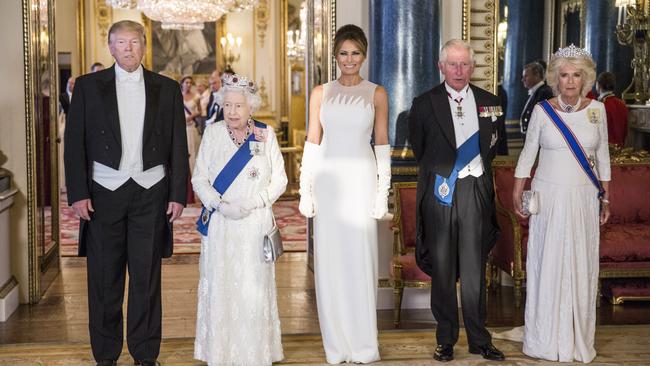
[558,95,581,113]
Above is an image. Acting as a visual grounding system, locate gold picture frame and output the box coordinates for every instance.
[142,16,223,80]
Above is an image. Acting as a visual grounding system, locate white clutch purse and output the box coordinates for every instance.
[522,190,539,215]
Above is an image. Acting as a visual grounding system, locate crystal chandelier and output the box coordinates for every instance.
[221,0,259,12]
[105,0,138,9]
[139,0,228,30]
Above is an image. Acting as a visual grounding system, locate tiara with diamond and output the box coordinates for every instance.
[221,73,257,94]
[552,44,593,60]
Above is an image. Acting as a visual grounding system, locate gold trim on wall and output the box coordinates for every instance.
[76,0,86,74]
[462,0,499,94]
[21,0,38,304]
[255,0,269,48]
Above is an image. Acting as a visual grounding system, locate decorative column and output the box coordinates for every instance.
[502,0,546,120]
[369,0,441,148]
[584,0,633,97]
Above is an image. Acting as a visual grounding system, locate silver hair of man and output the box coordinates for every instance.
[214,84,263,113]
[439,39,476,64]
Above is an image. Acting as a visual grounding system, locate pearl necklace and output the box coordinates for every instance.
[228,119,252,147]
[558,95,581,113]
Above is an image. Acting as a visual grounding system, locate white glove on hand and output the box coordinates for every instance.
[208,197,222,211]
[371,145,391,219]
[219,201,251,220]
[298,141,321,218]
[240,194,265,211]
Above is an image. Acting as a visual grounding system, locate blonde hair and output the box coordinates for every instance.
[108,20,146,45]
[546,56,596,97]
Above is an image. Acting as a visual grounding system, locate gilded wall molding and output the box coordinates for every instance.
[255,0,269,48]
[21,0,38,304]
[95,0,112,46]
[462,0,499,93]
[76,0,86,73]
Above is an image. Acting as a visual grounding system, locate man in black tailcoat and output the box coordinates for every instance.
[408,39,504,363]
[520,61,553,137]
[64,20,188,366]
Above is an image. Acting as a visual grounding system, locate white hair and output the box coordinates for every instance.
[214,85,263,113]
[439,39,475,64]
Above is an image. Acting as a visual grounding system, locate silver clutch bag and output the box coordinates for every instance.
[263,215,283,263]
[522,190,539,215]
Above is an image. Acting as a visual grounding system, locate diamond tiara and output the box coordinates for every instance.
[221,73,257,94]
[552,44,593,60]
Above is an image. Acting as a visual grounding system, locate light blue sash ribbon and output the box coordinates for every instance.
[539,100,605,198]
[196,121,266,236]
[433,131,480,206]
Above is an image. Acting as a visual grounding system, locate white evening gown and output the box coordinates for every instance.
[313,79,380,364]
[185,97,202,174]
[515,100,611,363]
[192,122,287,366]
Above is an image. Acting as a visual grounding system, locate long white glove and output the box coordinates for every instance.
[219,201,251,220]
[298,141,321,218]
[371,145,391,219]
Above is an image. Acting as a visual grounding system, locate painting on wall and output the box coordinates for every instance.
[144,20,218,77]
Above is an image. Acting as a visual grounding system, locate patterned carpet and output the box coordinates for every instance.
[1,326,650,365]
[59,191,306,256]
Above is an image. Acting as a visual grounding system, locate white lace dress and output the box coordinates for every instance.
[514,100,611,363]
[313,80,380,364]
[192,122,287,366]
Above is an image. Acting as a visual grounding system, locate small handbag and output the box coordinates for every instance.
[263,215,283,263]
[522,190,539,216]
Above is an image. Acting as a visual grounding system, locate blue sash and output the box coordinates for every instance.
[539,100,605,198]
[196,121,267,236]
[433,131,480,206]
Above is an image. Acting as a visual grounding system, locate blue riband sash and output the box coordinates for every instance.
[433,131,480,206]
[539,100,605,198]
[196,121,266,236]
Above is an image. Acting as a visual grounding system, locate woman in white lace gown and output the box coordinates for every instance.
[513,46,611,363]
[192,74,287,366]
[298,25,390,364]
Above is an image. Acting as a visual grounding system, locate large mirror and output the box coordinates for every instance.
[24,0,61,302]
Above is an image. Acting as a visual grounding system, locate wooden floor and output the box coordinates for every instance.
[1,252,650,362]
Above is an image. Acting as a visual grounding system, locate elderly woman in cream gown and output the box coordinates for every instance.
[192,74,286,366]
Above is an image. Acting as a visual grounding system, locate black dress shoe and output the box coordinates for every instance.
[433,344,454,362]
[134,360,160,366]
[469,343,505,361]
[96,361,116,366]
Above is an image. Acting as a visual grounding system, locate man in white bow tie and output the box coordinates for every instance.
[64,20,188,366]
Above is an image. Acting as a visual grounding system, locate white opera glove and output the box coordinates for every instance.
[298,141,321,218]
[371,145,391,219]
[218,201,251,220]
[240,193,266,212]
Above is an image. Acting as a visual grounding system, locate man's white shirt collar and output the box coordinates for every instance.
[445,82,470,100]
[115,63,144,83]
[528,80,545,96]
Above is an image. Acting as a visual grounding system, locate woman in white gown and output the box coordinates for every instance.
[298,24,390,364]
[181,75,202,174]
[513,45,611,363]
[192,74,287,366]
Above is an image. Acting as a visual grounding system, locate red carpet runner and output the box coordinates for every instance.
[59,191,307,256]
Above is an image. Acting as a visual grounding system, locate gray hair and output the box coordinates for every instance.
[524,62,545,79]
[440,39,475,64]
[214,85,263,113]
[108,20,146,45]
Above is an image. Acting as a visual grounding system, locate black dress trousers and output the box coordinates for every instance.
[85,177,168,361]
[422,174,492,347]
